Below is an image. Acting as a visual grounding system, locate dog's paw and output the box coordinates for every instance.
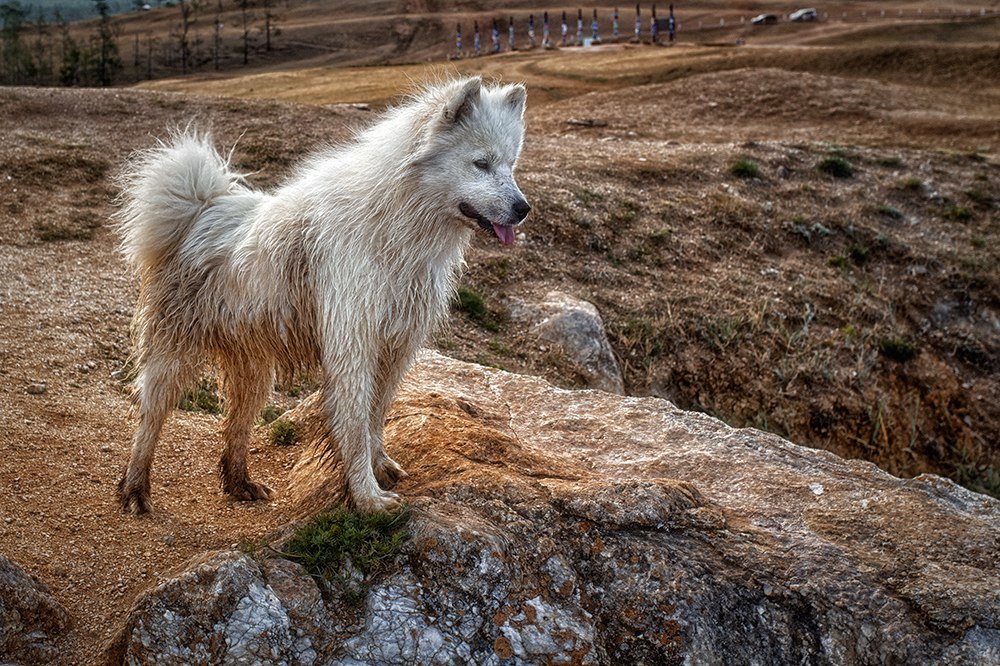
[374,456,409,490]
[226,480,274,502]
[118,477,152,515]
[354,489,402,514]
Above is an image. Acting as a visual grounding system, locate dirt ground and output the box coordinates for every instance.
[0,9,998,664]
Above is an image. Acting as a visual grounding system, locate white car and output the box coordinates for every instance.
[789,8,818,21]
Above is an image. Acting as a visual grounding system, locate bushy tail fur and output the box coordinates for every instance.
[114,131,241,272]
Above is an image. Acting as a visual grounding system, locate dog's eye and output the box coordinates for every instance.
[473,158,490,172]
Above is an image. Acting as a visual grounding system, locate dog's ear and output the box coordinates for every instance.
[442,77,482,126]
[505,84,527,118]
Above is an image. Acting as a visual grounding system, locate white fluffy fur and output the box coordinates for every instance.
[114,77,528,513]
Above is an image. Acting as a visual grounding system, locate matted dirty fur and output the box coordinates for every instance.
[113,76,529,514]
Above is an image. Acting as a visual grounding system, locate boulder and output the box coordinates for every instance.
[0,554,71,663]
[511,291,625,394]
[108,352,1000,665]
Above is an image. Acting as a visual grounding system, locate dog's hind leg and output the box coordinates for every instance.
[119,356,198,514]
[217,355,274,502]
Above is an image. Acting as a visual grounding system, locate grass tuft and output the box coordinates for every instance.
[730,157,761,179]
[453,285,505,332]
[269,418,298,446]
[178,378,222,414]
[876,205,904,220]
[879,336,919,363]
[259,404,283,425]
[281,505,410,601]
[817,156,854,179]
[943,206,973,222]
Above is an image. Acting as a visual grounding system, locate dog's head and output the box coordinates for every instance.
[416,77,529,246]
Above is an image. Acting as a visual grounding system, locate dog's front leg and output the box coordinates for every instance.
[322,350,402,513]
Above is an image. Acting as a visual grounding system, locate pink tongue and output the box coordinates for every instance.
[492,223,516,246]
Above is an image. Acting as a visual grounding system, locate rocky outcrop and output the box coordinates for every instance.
[109,352,1000,665]
[511,291,625,394]
[0,554,70,663]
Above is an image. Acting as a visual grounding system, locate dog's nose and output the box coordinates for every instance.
[512,199,531,222]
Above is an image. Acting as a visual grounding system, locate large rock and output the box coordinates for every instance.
[108,352,1000,665]
[0,554,71,663]
[511,291,625,394]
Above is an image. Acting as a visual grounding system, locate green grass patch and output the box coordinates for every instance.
[610,200,641,226]
[649,227,673,246]
[875,156,903,168]
[259,404,283,425]
[269,418,298,447]
[730,157,761,179]
[876,205,904,220]
[943,206,973,222]
[848,244,870,265]
[453,285,504,332]
[575,188,604,206]
[178,378,222,414]
[829,255,849,269]
[965,189,992,207]
[817,156,854,179]
[281,505,410,601]
[879,336,919,363]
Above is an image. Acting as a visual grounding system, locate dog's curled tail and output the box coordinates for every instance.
[114,130,241,272]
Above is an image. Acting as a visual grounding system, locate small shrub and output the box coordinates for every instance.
[876,205,903,220]
[269,418,298,446]
[178,378,222,414]
[649,227,673,246]
[829,255,849,269]
[730,157,761,179]
[575,188,604,206]
[965,189,991,207]
[879,337,919,363]
[610,200,641,225]
[848,244,870,265]
[943,206,973,222]
[259,404,283,425]
[281,506,410,601]
[876,156,903,168]
[817,156,853,179]
[899,177,923,191]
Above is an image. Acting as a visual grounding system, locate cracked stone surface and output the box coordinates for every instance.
[0,553,71,663]
[510,291,625,394]
[108,352,999,665]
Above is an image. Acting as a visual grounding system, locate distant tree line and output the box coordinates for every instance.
[0,0,281,86]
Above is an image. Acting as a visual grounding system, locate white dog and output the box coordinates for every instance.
[114,76,529,514]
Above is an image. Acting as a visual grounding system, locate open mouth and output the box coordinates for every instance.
[459,202,516,246]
